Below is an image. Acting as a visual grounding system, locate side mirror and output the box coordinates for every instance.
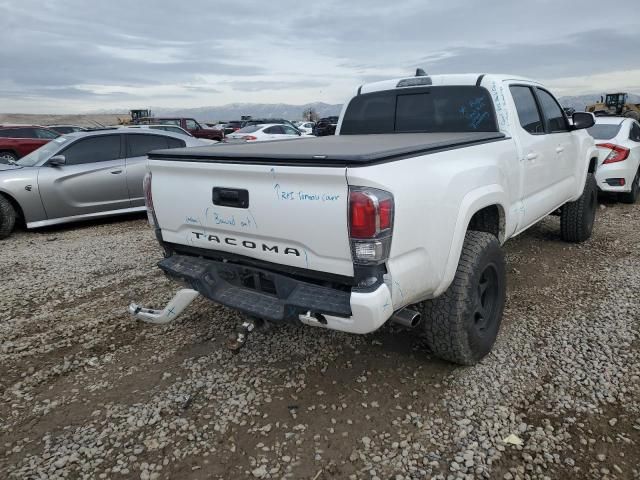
[49,155,66,166]
[572,112,595,130]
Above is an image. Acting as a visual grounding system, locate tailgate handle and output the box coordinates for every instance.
[212,187,249,209]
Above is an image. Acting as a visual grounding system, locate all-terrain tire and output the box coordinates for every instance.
[421,231,506,365]
[619,168,640,204]
[0,195,16,239]
[560,173,597,243]
[0,151,18,164]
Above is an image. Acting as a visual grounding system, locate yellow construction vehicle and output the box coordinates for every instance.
[586,93,640,120]
[118,109,152,125]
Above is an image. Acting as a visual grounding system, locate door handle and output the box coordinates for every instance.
[110,169,123,174]
[556,146,565,153]
[526,153,539,161]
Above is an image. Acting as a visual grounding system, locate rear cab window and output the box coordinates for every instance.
[340,86,499,135]
[587,123,623,140]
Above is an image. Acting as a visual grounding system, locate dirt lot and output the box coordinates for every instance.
[1,201,639,480]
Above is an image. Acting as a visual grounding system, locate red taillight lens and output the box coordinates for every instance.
[243,135,258,141]
[379,198,393,230]
[348,187,395,265]
[350,191,377,238]
[597,143,630,164]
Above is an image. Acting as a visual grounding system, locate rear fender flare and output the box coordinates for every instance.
[432,185,508,297]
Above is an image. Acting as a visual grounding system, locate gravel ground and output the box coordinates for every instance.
[1,202,639,480]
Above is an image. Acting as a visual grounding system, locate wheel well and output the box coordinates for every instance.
[588,157,597,173]
[0,149,18,157]
[0,191,25,225]
[468,205,504,242]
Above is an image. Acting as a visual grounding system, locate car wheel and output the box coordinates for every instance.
[560,173,597,243]
[619,169,640,204]
[421,231,506,365]
[0,195,17,239]
[0,151,17,164]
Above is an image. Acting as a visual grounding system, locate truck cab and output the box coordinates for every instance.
[155,118,224,141]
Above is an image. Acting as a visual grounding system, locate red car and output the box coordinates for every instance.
[0,125,60,163]
[152,118,224,141]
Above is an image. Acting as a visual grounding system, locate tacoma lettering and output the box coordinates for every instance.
[191,232,300,256]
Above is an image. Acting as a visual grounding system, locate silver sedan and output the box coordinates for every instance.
[0,129,208,239]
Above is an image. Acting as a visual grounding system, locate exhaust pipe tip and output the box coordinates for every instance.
[391,308,421,328]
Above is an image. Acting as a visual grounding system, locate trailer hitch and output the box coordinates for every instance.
[226,317,256,353]
[128,288,200,324]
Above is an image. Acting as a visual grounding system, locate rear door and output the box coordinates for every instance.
[37,134,130,219]
[150,160,353,276]
[125,133,185,206]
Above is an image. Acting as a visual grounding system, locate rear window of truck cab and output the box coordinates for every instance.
[340,86,498,134]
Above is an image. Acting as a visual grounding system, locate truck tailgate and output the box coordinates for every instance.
[150,160,354,277]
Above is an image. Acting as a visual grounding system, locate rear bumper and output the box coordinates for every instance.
[159,255,393,334]
[595,162,635,193]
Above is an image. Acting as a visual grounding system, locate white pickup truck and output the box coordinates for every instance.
[130,72,598,365]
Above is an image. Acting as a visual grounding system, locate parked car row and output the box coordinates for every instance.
[0,129,208,238]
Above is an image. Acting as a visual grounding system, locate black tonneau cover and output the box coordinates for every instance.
[148,132,506,167]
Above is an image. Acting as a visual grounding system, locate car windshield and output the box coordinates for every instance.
[16,136,71,166]
[341,86,498,134]
[587,123,622,140]
[235,125,262,133]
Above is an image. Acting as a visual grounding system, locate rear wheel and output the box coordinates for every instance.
[619,168,640,204]
[0,195,17,239]
[560,173,597,243]
[421,231,506,365]
[0,151,17,164]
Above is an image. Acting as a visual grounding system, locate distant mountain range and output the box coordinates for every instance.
[116,102,343,122]
[89,92,640,123]
[558,93,640,111]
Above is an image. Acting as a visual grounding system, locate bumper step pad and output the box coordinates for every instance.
[158,255,352,322]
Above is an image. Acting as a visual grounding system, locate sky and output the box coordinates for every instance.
[1,0,639,113]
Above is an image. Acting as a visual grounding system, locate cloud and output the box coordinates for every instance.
[0,0,638,113]
[225,80,329,92]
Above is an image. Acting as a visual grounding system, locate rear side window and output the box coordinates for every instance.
[630,123,640,142]
[264,126,286,134]
[34,128,59,139]
[62,135,122,165]
[166,137,186,149]
[341,86,498,134]
[587,123,622,140]
[510,86,544,134]
[536,89,568,132]
[185,119,199,130]
[127,134,173,157]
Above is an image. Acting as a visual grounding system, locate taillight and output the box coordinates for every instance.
[349,187,394,265]
[143,172,156,227]
[243,135,258,141]
[597,143,630,164]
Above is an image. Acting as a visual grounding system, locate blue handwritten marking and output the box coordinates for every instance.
[281,191,295,200]
[247,210,259,229]
[185,216,200,225]
[213,212,236,226]
[168,307,176,317]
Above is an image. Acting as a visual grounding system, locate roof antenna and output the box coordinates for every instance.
[415,68,427,77]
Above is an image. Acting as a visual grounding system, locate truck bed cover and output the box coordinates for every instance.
[148,132,507,167]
